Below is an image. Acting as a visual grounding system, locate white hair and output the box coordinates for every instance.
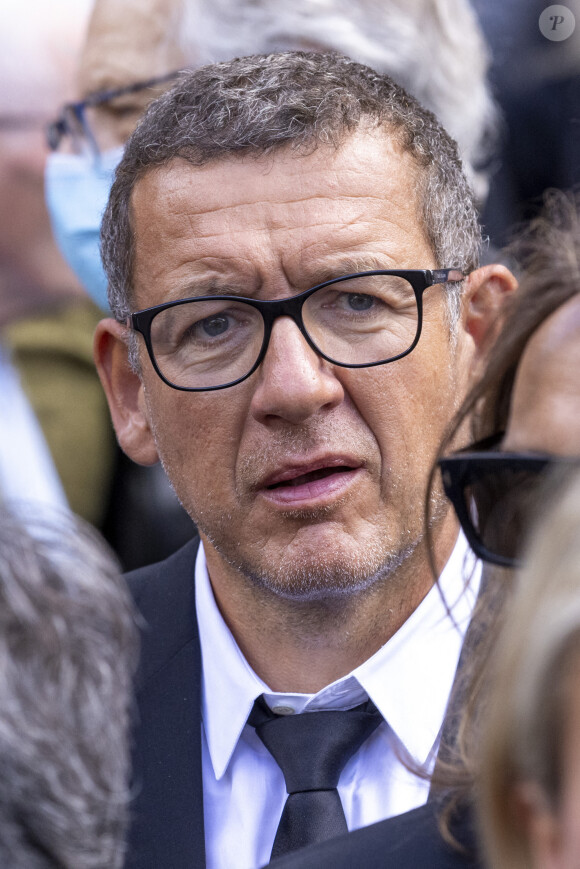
[178,0,497,202]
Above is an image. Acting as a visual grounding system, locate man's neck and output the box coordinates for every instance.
[202,518,460,693]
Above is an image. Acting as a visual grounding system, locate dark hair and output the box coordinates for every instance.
[101,50,480,320]
[0,507,138,868]
[427,188,580,835]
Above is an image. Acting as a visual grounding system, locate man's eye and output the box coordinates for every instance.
[345,293,374,311]
[201,315,230,337]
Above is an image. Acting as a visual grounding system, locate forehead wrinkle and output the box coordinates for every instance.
[162,211,381,271]
[140,140,418,217]
[134,140,421,231]
[163,193,393,234]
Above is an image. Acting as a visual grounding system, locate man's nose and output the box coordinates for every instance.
[250,317,344,425]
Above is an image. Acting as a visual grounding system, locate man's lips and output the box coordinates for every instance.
[262,457,362,489]
[258,458,363,505]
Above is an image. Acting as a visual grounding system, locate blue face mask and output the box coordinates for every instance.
[45,147,123,312]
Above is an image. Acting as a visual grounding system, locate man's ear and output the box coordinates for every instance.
[94,318,160,466]
[462,263,518,352]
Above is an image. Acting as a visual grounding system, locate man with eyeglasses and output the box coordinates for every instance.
[94,52,515,869]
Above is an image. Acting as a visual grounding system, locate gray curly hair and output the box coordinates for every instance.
[102,50,481,325]
[0,507,138,869]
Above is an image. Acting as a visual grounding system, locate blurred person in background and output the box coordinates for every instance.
[39,0,195,567]
[478,467,580,869]
[0,0,116,526]
[0,505,138,868]
[269,190,580,867]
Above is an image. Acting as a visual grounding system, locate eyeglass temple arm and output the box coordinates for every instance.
[431,269,464,284]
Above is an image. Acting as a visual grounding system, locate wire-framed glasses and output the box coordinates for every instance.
[439,433,580,567]
[45,70,181,157]
[128,268,463,392]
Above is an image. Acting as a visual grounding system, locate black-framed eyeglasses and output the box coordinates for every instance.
[439,433,580,568]
[46,70,181,157]
[128,268,464,392]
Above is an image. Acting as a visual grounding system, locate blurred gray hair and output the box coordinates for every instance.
[102,51,480,326]
[0,507,138,869]
[179,0,497,203]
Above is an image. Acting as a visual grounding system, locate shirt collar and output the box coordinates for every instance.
[196,545,269,781]
[197,533,480,780]
[353,533,480,763]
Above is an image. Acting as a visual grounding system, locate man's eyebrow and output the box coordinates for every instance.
[306,255,395,286]
[170,277,253,299]
[170,256,398,301]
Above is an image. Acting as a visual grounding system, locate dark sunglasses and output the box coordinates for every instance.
[439,434,580,567]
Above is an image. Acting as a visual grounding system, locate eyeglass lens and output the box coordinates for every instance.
[462,466,545,563]
[147,273,420,389]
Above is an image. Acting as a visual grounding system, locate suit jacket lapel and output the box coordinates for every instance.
[126,538,206,869]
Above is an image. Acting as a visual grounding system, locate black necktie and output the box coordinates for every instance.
[248,695,382,859]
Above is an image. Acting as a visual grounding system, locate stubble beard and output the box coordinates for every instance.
[151,409,450,605]
[191,462,452,605]
[197,507,423,602]
[191,468,447,605]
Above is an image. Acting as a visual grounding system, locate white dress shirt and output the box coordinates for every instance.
[198,534,480,869]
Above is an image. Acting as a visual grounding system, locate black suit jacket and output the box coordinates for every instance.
[265,801,482,869]
[125,538,205,869]
[124,538,483,869]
